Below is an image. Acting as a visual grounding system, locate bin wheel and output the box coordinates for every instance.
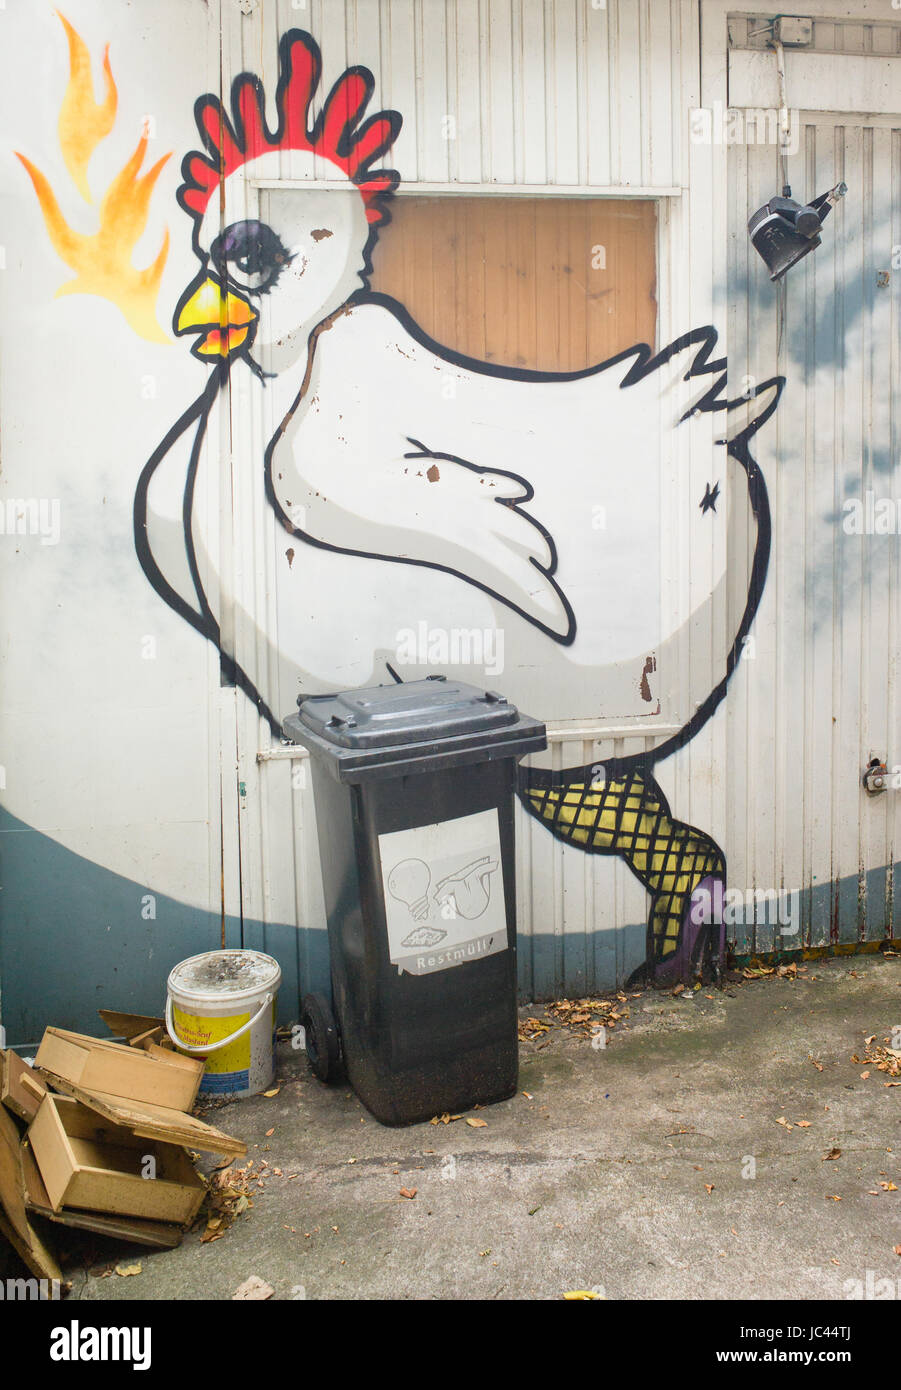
[301,993,342,1084]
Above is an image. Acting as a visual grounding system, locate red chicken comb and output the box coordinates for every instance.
[178,29,401,224]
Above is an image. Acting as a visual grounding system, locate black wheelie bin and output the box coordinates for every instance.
[282,675,546,1126]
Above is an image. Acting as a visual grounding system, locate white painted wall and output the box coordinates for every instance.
[1,0,898,1040]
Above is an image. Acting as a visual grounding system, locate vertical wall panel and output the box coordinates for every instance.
[269,0,681,189]
[727,107,901,953]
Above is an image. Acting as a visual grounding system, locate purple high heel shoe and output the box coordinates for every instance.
[651,875,726,987]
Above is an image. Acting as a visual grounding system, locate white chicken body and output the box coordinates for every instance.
[146,290,758,730]
[268,298,706,656]
[140,27,773,738]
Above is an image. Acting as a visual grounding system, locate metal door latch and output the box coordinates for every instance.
[862,759,888,795]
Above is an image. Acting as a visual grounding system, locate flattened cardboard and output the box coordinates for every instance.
[0,1205,62,1286]
[1,1048,47,1123]
[42,1075,246,1157]
[0,1100,30,1246]
[21,1138,183,1247]
[36,1027,202,1111]
[127,1026,165,1050]
[0,1100,62,1284]
[98,1010,165,1041]
[28,1094,205,1225]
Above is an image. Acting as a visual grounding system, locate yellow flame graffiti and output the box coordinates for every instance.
[56,10,117,203]
[16,12,171,343]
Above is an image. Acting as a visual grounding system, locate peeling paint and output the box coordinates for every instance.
[639,654,657,703]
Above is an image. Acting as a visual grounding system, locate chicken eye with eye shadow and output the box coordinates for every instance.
[210,220,293,296]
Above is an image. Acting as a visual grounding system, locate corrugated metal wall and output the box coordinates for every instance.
[240,1,901,1005]
[726,113,901,954]
[3,0,899,1040]
[241,0,685,190]
[231,0,705,1002]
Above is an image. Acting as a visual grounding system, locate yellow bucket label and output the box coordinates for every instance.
[172,1005,252,1075]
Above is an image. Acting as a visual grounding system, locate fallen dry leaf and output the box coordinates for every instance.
[518,1017,551,1041]
[880,1181,898,1192]
[852,1037,900,1081]
[826,1195,842,1202]
[232,1275,274,1301]
[893,1245,901,1257]
[399,1187,417,1199]
[114,1262,141,1278]
[822,1148,842,1161]
[796,1120,812,1128]
[563,1290,602,1300]
[262,1088,280,1098]
[466,1116,488,1128]
[705,1183,715,1195]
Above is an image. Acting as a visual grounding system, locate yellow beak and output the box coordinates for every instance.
[176,276,257,357]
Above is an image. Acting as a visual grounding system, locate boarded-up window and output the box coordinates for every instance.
[368,196,657,372]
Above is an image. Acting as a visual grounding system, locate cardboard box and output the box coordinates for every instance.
[0,1097,62,1283]
[28,1093,206,1225]
[20,1143,183,1249]
[44,1077,247,1157]
[35,1028,202,1111]
[1,1048,48,1123]
[98,1010,165,1042]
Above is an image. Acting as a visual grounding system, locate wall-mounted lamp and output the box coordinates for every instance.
[747,29,847,281]
[748,182,847,280]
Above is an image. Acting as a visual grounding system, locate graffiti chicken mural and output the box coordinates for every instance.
[22,24,785,988]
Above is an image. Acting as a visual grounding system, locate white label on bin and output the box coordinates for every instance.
[378,809,507,975]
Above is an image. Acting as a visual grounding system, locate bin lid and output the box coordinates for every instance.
[282,676,546,781]
[291,676,519,749]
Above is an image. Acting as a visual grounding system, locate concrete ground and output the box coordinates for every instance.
[53,954,901,1300]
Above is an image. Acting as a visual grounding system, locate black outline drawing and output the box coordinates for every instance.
[434,855,499,921]
[133,26,786,985]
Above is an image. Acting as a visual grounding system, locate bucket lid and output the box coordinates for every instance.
[168,950,282,1004]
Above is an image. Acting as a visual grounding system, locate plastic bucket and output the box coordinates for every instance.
[166,950,282,1098]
